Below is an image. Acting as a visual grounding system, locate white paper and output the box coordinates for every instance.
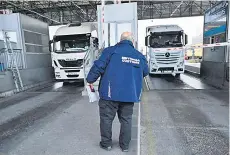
[86,84,99,103]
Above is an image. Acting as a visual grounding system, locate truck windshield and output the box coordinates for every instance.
[149,32,183,48]
[54,34,90,53]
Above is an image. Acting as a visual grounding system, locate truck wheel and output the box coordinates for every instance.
[63,82,69,85]
[78,81,85,87]
[149,73,154,77]
[175,73,180,77]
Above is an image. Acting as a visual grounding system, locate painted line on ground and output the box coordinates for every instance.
[143,95,156,155]
[137,101,141,155]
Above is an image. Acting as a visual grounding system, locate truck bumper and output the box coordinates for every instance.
[54,68,84,81]
[149,66,184,74]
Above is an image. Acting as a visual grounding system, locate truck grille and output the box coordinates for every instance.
[154,52,180,64]
[58,59,83,67]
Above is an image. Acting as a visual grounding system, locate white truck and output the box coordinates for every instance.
[145,25,188,76]
[49,22,98,83]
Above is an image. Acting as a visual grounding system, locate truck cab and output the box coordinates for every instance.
[145,25,188,76]
[49,22,98,83]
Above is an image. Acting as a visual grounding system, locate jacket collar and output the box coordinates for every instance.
[117,40,134,47]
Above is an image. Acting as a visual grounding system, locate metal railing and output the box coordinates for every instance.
[83,41,104,88]
[0,48,23,71]
[83,47,92,87]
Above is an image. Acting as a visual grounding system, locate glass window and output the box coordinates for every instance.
[24,31,42,45]
[24,30,49,53]
[54,34,90,53]
[203,37,210,44]
[215,33,226,43]
[149,32,183,48]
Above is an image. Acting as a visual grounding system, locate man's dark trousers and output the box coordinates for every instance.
[99,98,134,149]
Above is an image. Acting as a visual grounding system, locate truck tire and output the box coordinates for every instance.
[63,82,70,85]
[175,73,180,77]
[149,73,154,77]
[78,81,85,87]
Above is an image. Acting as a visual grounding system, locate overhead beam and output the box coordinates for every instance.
[170,1,184,17]
[5,1,61,24]
[0,1,216,26]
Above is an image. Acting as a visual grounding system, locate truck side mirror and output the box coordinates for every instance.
[93,38,98,47]
[49,40,53,52]
[185,34,188,45]
[93,38,98,44]
[145,36,149,46]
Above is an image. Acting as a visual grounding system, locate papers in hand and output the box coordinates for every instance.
[86,84,99,103]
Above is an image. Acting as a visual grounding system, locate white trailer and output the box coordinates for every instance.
[49,22,98,83]
[145,25,188,76]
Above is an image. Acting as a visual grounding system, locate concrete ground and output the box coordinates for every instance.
[0,73,229,155]
[185,62,201,68]
[185,62,201,74]
[141,74,229,155]
[150,73,214,90]
[0,82,138,155]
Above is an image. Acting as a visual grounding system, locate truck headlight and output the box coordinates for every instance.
[151,62,157,68]
[150,59,157,67]
[55,72,60,75]
[53,60,58,67]
[178,60,184,67]
[150,52,155,58]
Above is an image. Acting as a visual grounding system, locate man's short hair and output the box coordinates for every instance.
[120,32,134,42]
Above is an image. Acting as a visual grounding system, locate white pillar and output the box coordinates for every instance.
[228,1,230,42]
[101,0,105,48]
[227,1,230,63]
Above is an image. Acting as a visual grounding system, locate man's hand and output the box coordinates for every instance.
[87,83,96,92]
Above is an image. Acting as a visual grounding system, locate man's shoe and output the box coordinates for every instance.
[99,143,112,151]
[120,147,129,152]
[121,149,129,152]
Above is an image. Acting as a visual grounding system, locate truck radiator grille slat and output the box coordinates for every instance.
[156,58,179,61]
[58,59,83,67]
[157,61,178,64]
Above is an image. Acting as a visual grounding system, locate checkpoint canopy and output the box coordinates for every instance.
[97,3,138,49]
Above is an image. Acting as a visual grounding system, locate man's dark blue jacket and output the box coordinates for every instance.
[86,40,149,103]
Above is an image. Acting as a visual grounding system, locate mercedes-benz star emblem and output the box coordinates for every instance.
[165,52,170,57]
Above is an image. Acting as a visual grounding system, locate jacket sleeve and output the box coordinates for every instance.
[86,47,112,84]
[142,55,149,77]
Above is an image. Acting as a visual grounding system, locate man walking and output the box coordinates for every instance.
[86,32,149,152]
